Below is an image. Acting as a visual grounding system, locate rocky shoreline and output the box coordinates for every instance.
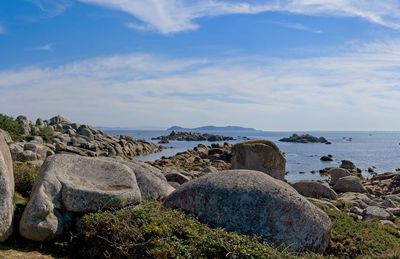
[3,115,162,167]
[0,117,399,258]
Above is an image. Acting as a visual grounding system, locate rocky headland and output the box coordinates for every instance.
[152,130,235,143]
[2,114,162,167]
[0,116,399,258]
[279,133,330,144]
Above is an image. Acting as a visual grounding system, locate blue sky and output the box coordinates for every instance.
[1,1,400,130]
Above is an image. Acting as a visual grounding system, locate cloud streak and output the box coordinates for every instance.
[0,24,5,34]
[33,43,54,52]
[1,40,400,130]
[77,0,400,34]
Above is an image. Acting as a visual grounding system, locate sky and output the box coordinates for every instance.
[1,1,400,130]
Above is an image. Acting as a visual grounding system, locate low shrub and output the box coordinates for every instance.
[73,201,290,259]
[323,208,400,258]
[0,113,21,141]
[37,127,54,143]
[13,163,39,197]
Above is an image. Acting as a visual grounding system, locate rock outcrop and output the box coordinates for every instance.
[231,140,286,180]
[151,143,232,174]
[333,176,366,193]
[7,115,162,163]
[164,170,332,252]
[279,134,329,144]
[292,181,337,200]
[0,131,14,242]
[20,155,142,241]
[328,168,351,186]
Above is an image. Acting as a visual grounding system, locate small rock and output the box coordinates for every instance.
[333,176,366,193]
[362,206,391,220]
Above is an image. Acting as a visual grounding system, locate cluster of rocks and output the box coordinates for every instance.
[292,164,400,226]
[151,143,232,174]
[8,115,162,165]
[152,131,234,143]
[279,133,330,144]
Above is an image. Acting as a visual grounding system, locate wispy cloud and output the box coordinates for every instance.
[125,22,152,32]
[273,21,322,34]
[0,24,5,34]
[33,43,55,52]
[29,0,72,17]
[1,40,400,130]
[76,0,400,34]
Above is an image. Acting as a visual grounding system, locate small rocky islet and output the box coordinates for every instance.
[152,130,235,143]
[0,114,399,258]
[279,133,331,144]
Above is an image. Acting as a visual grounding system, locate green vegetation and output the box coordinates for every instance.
[0,113,21,141]
[73,201,290,259]
[37,126,54,143]
[323,208,400,258]
[13,162,39,197]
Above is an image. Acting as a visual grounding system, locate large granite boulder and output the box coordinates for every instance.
[292,181,337,200]
[231,140,286,180]
[333,176,366,193]
[120,160,174,200]
[328,168,351,186]
[164,170,332,252]
[0,131,14,242]
[20,154,141,241]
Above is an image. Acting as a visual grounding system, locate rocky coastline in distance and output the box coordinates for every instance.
[0,114,399,258]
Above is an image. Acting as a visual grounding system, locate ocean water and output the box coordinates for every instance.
[104,130,400,183]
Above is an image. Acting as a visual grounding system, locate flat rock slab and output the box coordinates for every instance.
[164,170,332,252]
[0,131,14,242]
[20,154,142,241]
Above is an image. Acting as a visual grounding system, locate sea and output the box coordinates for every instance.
[104,130,400,183]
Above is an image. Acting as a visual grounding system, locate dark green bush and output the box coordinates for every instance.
[0,113,20,141]
[38,126,54,143]
[13,162,39,197]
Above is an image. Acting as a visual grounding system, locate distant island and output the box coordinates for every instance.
[167,125,257,131]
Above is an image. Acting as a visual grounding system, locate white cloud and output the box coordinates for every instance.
[34,43,54,52]
[1,40,400,130]
[273,21,322,34]
[77,0,400,34]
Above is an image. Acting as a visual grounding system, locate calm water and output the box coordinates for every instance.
[105,130,400,183]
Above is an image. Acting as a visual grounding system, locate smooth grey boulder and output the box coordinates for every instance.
[292,181,337,200]
[20,154,141,241]
[333,176,366,193]
[0,131,14,242]
[164,170,332,252]
[328,168,351,186]
[231,140,286,180]
[121,160,174,200]
[363,206,392,220]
